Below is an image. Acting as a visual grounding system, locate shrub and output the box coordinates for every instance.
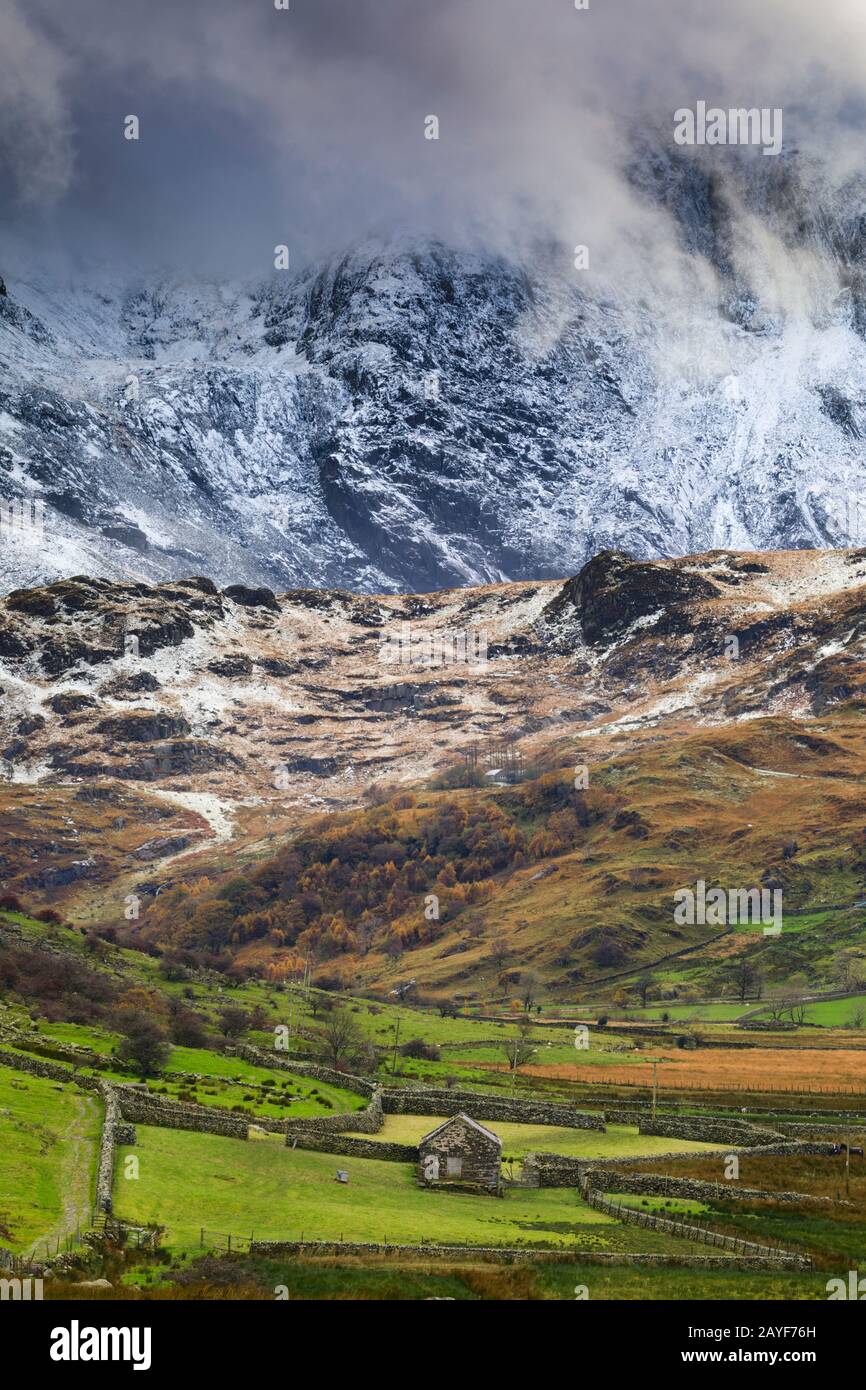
[400,1038,441,1061]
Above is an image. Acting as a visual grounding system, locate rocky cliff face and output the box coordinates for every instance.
[3,150,866,596]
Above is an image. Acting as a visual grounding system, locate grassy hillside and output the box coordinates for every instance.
[0,1069,101,1253]
[116,713,866,1012]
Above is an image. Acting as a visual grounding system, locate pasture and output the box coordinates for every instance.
[112,1125,696,1256]
[508,1047,866,1095]
[349,1115,725,1161]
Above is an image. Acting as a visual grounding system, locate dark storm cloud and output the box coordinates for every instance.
[2,0,866,277]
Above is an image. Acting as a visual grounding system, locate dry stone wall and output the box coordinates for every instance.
[581,1186,809,1266]
[2,1033,119,1073]
[581,1168,840,1208]
[95,1087,119,1214]
[0,1046,85,1084]
[521,1135,829,1189]
[284,1087,383,1136]
[382,1088,605,1130]
[248,1239,802,1269]
[0,1046,104,1093]
[285,1132,415,1161]
[229,1045,376,1097]
[115,1086,249,1138]
[523,1152,592,1187]
[728,1139,836,1157]
[776,1122,866,1141]
[637,1115,781,1146]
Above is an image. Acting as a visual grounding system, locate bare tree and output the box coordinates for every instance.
[503,1020,537,1087]
[636,976,653,1008]
[730,958,760,1003]
[317,1006,370,1072]
[520,969,541,1014]
[488,936,510,970]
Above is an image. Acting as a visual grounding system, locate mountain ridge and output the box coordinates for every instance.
[4,157,866,593]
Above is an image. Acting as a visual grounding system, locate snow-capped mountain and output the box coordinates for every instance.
[3,149,866,595]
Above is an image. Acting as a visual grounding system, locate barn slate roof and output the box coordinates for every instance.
[418,1112,502,1148]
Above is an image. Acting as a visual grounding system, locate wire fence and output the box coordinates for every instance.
[1,1210,164,1275]
[16,1218,94,1271]
[199,1229,255,1254]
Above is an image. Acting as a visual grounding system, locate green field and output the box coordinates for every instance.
[444,1041,639,1067]
[603,1193,710,1216]
[30,1021,118,1053]
[618,1004,751,1022]
[0,1068,101,1253]
[113,1125,701,1256]
[347,1116,725,1162]
[2,1016,368,1122]
[749,994,866,1027]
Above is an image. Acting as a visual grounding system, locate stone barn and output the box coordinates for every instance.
[418,1113,502,1194]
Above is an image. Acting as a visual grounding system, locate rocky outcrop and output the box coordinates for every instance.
[543,550,720,647]
[96,712,191,744]
[207,655,254,678]
[223,585,280,612]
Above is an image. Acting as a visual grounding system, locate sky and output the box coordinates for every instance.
[2,0,866,280]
